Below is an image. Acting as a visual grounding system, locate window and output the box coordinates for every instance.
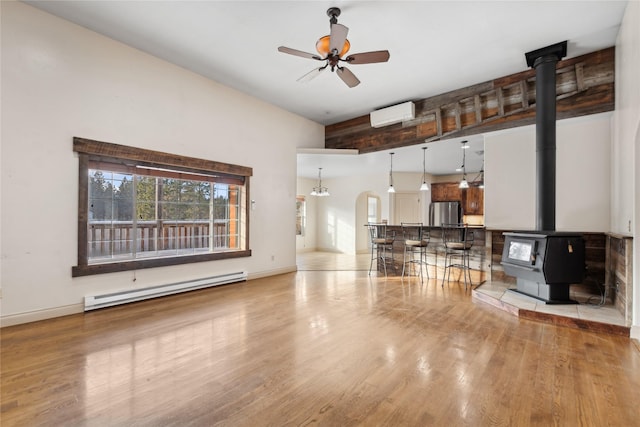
[73,137,251,277]
[296,196,305,236]
[367,196,378,223]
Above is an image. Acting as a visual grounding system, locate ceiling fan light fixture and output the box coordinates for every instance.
[316,35,350,57]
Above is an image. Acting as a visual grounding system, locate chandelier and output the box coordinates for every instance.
[310,167,330,197]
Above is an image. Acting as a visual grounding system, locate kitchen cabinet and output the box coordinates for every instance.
[431,184,446,202]
[432,182,483,215]
[464,187,484,215]
[431,182,462,203]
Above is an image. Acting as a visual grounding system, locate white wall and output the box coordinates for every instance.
[431,174,464,183]
[354,192,370,254]
[484,128,536,229]
[315,173,388,254]
[314,175,367,254]
[613,1,638,237]
[0,2,324,325]
[484,113,611,232]
[556,115,612,231]
[312,172,427,254]
[614,0,640,337]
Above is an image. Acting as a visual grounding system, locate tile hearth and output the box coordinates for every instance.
[473,280,629,336]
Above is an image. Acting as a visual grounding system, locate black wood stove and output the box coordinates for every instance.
[502,232,585,303]
[500,41,586,304]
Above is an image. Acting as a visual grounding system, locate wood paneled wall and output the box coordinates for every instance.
[606,234,634,325]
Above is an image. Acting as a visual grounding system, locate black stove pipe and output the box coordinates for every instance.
[525,41,567,232]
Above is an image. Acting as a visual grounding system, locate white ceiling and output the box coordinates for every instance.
[298,135,485,179]
[25,0,627,178]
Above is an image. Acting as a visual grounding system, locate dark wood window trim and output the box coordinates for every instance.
[72,137,252,277]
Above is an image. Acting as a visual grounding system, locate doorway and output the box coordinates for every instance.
[393,191,423,224]
[355,192,381,254]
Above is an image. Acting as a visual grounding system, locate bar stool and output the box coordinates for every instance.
[441,223,474,289]
[401,222,430,281]
[367,223,396,276]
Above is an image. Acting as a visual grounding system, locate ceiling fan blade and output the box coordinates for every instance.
[329,23,349,55]
[297,66,326,83]
[345,50,390,64]
[337,67,360,88]
[278,46,322,61]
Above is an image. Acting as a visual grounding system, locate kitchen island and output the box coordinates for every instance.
[373,224,488,284]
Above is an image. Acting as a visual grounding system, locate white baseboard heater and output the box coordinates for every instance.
[84,271,247,311]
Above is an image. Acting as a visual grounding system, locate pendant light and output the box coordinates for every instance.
[311,167,330,197]
[388,152,396,193]
[472,158,485,188]
[459,140,469,189]
[419,146,429,191]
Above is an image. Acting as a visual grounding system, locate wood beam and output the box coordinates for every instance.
[520,80,529,109]
[474,95,482,125]
[325,47,614,153]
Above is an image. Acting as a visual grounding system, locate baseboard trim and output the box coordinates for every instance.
[247,265,297,281]
[1,303,84,328]
[296,248,317,253]
[2,267,299,328]
[631,325,640,341]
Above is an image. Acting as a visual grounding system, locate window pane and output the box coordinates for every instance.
[88,170,128,261]
[296,196,305,236]
[88,223,113,259]
[136,176,157,202]
[367,196,378,223]
[113,175,133,221]
[88,170,114,221]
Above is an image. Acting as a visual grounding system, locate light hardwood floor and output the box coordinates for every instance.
[2,270,639,426]
[299,251,627,329]
[296,251,371,271]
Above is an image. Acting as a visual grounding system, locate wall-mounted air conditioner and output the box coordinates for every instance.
[370,101,415,128]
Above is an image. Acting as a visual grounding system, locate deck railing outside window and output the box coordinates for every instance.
[88,220,234,262]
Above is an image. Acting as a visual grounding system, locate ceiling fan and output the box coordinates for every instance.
[278,7,390,88]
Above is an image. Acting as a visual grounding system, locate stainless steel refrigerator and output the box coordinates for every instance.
[429,201,462,227]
